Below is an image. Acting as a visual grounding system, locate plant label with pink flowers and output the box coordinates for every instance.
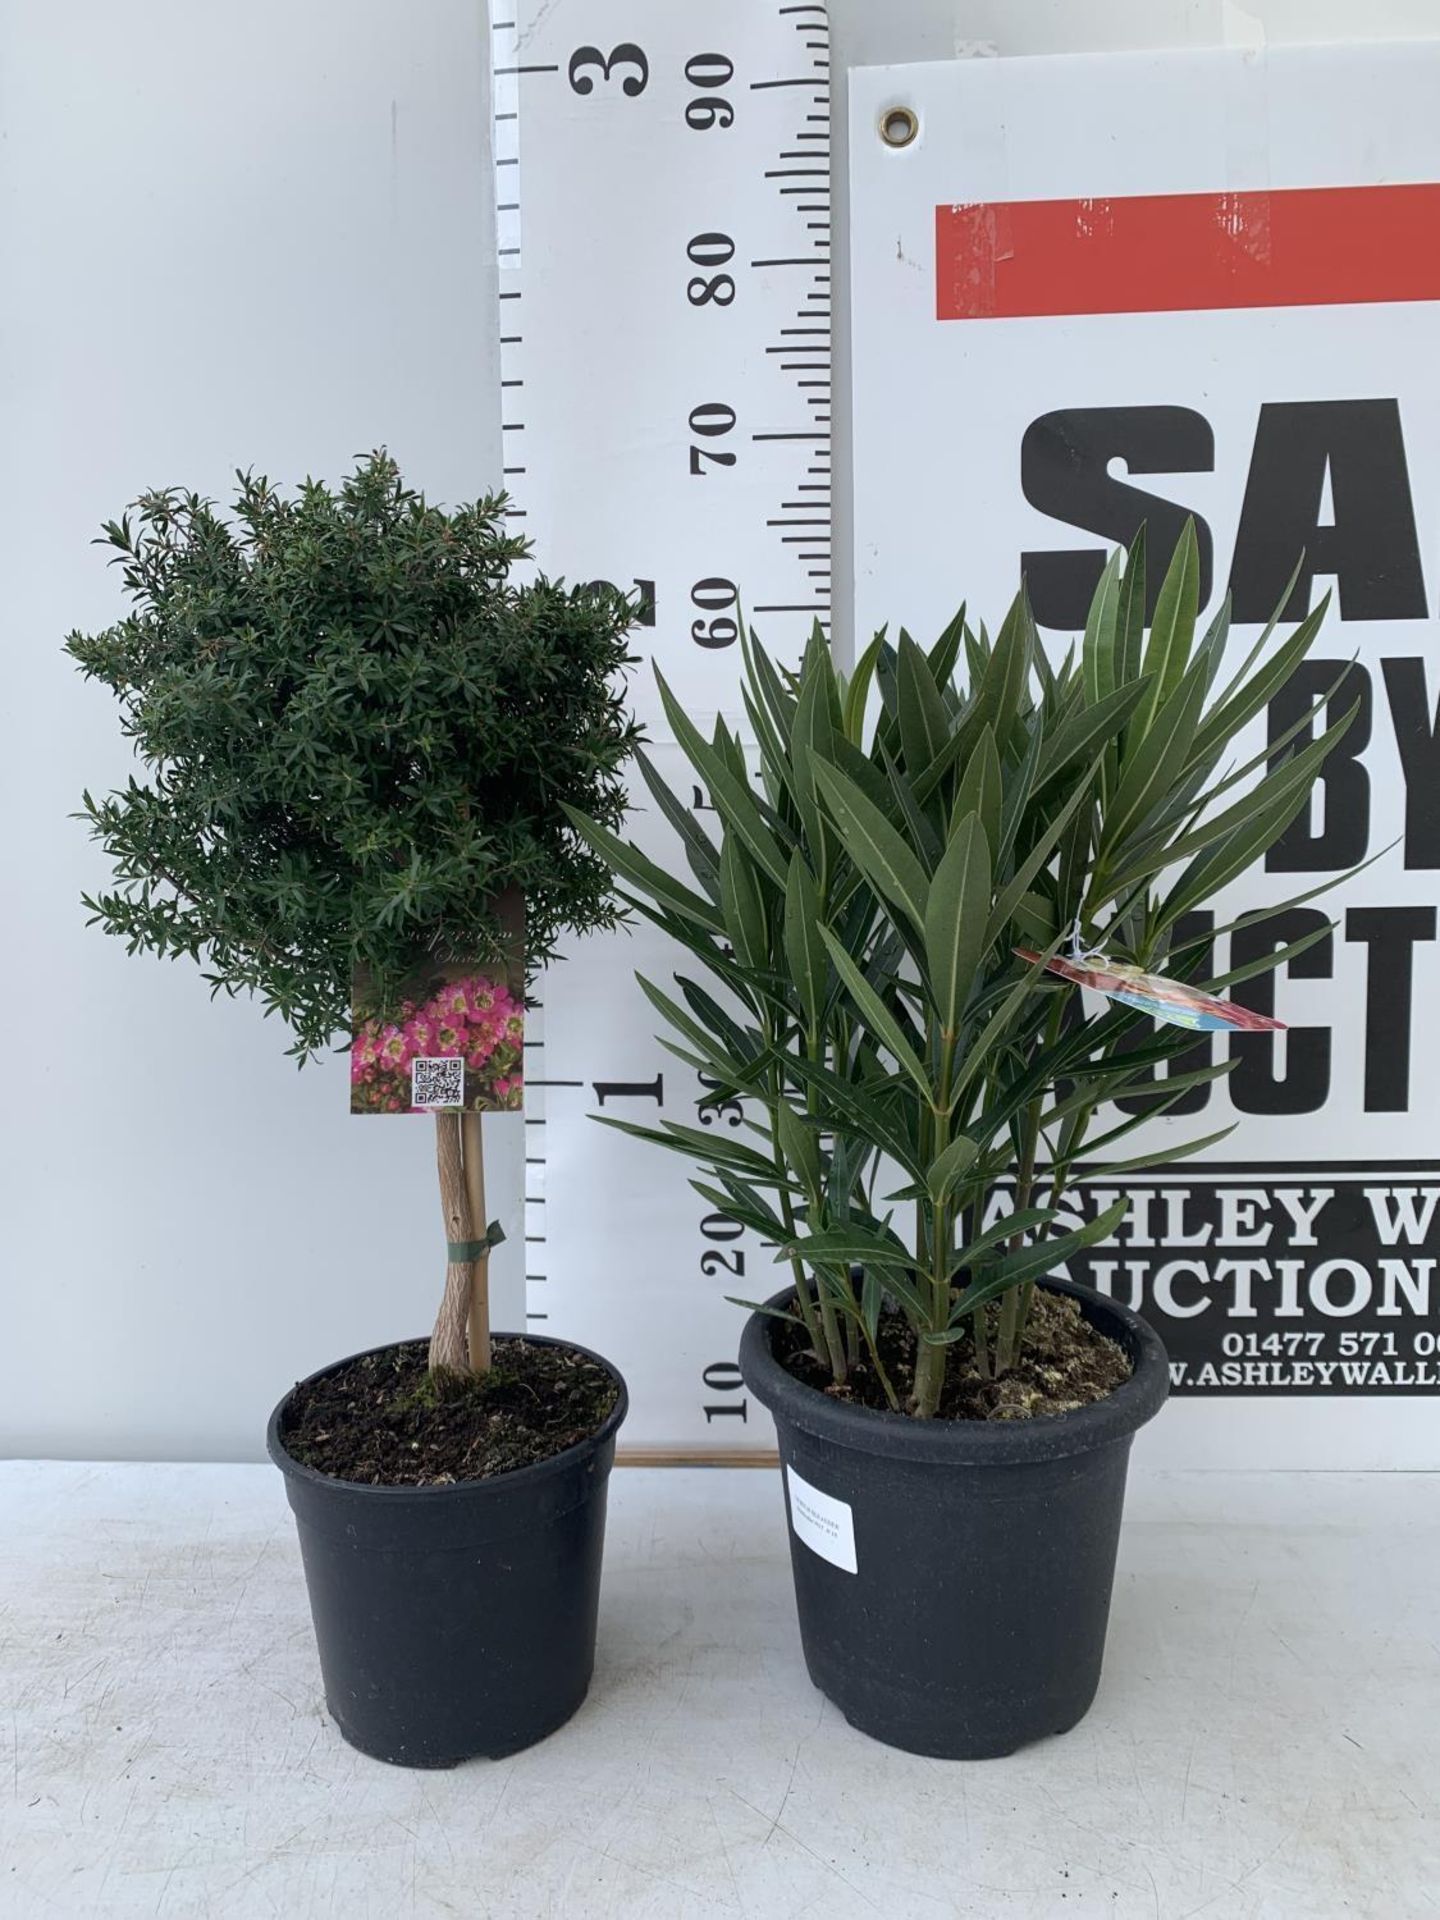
[350,901,525,1117]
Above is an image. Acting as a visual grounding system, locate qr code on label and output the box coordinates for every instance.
[411,1056,466,1110]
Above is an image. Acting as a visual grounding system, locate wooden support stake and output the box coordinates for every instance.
[461,1108,491,1371]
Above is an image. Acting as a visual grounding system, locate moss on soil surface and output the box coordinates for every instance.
[776,1288,1132,1419]
[281,1338,619,1486]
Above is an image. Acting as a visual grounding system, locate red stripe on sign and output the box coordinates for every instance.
[936,182,1440,320]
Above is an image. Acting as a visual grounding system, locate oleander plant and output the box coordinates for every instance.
[572,525,1355,1418]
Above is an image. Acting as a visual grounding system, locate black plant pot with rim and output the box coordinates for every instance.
[739,1276,1169,1760]
[268,1333,628,1768]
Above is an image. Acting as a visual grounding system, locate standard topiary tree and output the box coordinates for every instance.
[68,450,639,1376]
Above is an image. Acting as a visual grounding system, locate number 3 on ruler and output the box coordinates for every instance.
[568,44,649,97]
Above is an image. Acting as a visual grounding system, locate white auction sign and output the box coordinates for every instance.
[850,45,1440,1467]
[491,0,831,1451]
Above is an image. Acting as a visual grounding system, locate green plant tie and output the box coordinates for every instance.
[445,1221,506,1264]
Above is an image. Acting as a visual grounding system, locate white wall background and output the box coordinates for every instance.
[4,0,1437,1461]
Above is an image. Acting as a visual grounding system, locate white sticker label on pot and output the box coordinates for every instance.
[786,1465,857,1574]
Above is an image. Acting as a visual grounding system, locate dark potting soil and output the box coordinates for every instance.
[280,1339,619,1486]
[775,1288,1132,1420]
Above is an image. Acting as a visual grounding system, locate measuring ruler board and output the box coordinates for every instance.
[490,0,833,1450]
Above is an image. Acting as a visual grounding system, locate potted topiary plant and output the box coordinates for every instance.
[571,526,1355,1757]
[67,452,641,1766]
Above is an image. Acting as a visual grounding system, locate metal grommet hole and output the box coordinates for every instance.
[879,105,919,149]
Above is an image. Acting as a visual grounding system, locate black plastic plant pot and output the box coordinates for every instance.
[739,1277,1169,1760]
[267,1334,628,1768]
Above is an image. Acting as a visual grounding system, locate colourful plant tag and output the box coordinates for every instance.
[351,896,525,1115]
[1015,948,1285,1032]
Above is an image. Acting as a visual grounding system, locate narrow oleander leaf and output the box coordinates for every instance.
[949,1197,1131,1308]
[952,723,1001,852]
[896,629,951,774]
[1082,548,1123,706]
[1200,920,1337,994]
[1189,593,1330,764]
[779,1225,915,1274]
[928,602,968,694]
[843,628,886,744]
[776,1100,822,1198]
[1062,1125,1237,1182]
[563,805,726,933]
[1101,702,1359,898]
[1155,778,1325,932]
[1101,666,1209,857]
[720,837,768,973]
[784,1053,925,1179]
[655,667,792,888]
[634,749,721,899]
[811,757,930,931]
[784,852,829,1031]
[948,941,1061,1107]
[985,777,1096,948]
[878,742,943,869]
[593,1115,785,1181]
[926,1132,979,1205]
[925,811,992,1039]
[1115,523,1148,688]
[1135,517,1201,734]
[1034,679,1150,795]
[819,924,933,1099]
[634,973,760,1085]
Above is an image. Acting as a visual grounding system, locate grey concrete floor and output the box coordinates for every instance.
[1,1463,1436,1918]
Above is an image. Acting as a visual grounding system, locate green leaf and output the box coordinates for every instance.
[1135,517,1201,734]
[783,852,829,1031]
[776,1099,823,1198]
[1155,777,1322,933]
[1200,919,1336,994]
[926,1132,978,1204]
[928,602,967,693]
[691,1179,787,1244]
[811,757,930,931]
[634,749,720,899]
[594,1115,784,1183]
[1115,524,1148,689]
[1081,548,1122,706]
[985,776,1096,947]
[952,723,1001,851]
[1103,702,1359,898]
[951,1206,1061,1272]
[844,629,886,744]
[1034,679,1150,794]
[1189,594,1330,765]
[819,925,933,1099]
[783,1053,924,1179]
[896,630,950,771]
[634,973,762,1087]
[655,667,791,888]
[1066,1124,1237,1181]
[924,812,992,1038]
[949,1197,1131,1316]
[948,942,1060,1108]
[792,644,838,857]
[1100,666,1209,857]
[780,1225,915,1275]
[969,587,1033,745]
[563,805,725,934]
[720,838,768,972]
